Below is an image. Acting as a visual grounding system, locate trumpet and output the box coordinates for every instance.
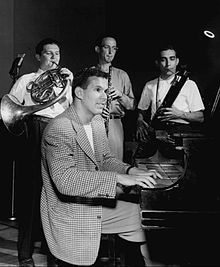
[0,67,70,136]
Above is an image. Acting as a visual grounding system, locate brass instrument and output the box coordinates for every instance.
[104,65,112,136]
[0,68,70,136]
[26,68,67,103]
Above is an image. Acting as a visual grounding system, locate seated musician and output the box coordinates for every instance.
[137,43,205,158]
[40,67,162,267]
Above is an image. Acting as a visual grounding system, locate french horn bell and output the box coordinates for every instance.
[0,68,70,136]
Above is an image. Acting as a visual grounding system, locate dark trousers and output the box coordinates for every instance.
[17,115,50,262]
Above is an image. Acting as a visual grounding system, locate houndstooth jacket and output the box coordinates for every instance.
[40,105,129,266]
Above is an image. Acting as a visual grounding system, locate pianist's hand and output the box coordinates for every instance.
[116,168,162,189]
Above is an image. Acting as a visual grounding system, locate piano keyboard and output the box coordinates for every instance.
[135,149,185,189]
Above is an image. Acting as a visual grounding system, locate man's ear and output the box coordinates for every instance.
[35,54,40,62]
[176,58,179,66]
[95,45,100,53]
[74,86,84,100]
[155,60,159,67]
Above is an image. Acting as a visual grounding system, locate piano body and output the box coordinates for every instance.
[136,126,220,266]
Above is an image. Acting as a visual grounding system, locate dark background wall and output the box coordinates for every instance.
[105,0,220,103]
[1,0,220,102]
[0,0,106,96]
[0,0,14,94]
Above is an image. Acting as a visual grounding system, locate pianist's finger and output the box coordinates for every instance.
[137,177,157,188]
[147,169,163,179]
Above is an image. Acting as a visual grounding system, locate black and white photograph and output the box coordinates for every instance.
[0,1,220,266]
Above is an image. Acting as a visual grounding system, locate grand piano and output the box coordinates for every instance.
[134,107,220,265]
[134,126,220,266]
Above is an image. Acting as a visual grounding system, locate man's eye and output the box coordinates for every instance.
[44,52,52,56]
[97,88,106,94]
[102,45,118,51]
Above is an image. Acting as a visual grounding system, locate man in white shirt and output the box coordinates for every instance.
[138,44,205,126]
[137,44,205,158]
[8,38,73,267]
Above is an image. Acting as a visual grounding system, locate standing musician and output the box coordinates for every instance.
[137,44,205,158]
[94,35,135,161]
[94,36,153,266]
[8,38,73,267]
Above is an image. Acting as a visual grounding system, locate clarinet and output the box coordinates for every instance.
[104,65,113,136]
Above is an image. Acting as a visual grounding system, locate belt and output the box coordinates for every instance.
[109,114,122,119]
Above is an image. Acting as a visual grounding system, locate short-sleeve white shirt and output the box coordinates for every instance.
[138,77,205,124]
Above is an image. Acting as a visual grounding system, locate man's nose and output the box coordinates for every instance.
[166,60,171,67]
[108,47,114,54]
[51,53,57,59]
[102,90,108,100]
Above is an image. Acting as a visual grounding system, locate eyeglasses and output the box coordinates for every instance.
[101,45,119,52]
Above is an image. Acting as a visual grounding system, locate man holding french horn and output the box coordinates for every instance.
[7,38,73,267]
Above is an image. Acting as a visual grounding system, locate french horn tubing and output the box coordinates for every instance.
[0,68,70,136]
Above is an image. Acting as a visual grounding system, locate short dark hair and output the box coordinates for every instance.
[155,44,178,59]
[94,33,118,47]
[35,38,61,55]
[72,67,108,90]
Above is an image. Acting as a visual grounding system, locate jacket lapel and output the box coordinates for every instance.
[66,106,98,166]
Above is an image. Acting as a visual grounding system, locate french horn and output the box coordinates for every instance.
[0,68,70,136]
